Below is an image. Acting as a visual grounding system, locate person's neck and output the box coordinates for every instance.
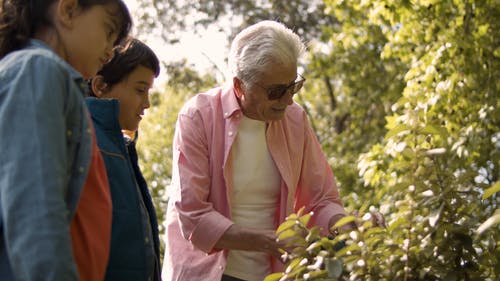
[33,27,66,60]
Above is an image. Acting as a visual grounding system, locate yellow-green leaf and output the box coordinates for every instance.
[331,215,357,229]
[277,219,298,234]
[385,124,411,139]
[476,210,500,236]
[419,124,448,139]
[278,229,297,241]
[296,206,306,217]
[335,244,361,257]
[298,213,312,226]
[387,216,407,232]
[263,273,284,281]
[483,181,500,200]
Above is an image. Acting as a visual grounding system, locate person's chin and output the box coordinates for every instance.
[274,108,287,115]
[124,123,139,132]
[268,113,285,121]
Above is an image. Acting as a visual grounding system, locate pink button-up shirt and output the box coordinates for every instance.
[162,86,346,281]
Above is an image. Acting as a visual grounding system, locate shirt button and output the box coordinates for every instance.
[228,132,233,136]
[79,167,84,173]
[219,265,223,270]
[87,128,91,134]
[67,130,72,137]
[224,112,228,117]
[145,237,149,244]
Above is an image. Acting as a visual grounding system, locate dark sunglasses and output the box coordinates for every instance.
[255,74,306,100]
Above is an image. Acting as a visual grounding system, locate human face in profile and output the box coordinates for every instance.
[235,63,302,121]
[57,1,124,78]
[98,65,155,131]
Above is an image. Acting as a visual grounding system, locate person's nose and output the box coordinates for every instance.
[280,90,294,105]
[143,94,150,109]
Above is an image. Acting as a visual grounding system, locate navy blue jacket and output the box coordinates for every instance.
[86,98,161,281]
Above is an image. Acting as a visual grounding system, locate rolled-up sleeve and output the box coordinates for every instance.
[0,56,79,280]
[173,111,233,253]
[294,110,346,235]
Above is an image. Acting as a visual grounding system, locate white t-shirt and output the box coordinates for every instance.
[224,115,281,281]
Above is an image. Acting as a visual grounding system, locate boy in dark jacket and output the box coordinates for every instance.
[87,37,161,281]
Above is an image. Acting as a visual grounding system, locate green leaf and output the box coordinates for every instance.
[335,244,361,257]
[326,258,343,278]
[402,147,415,158]
[385,124,411,139]
[364,235,384,247]
[278,229,298,241]
[483,181,500,200]
[364,227,386,237]
[303,269,328,279]
[285,236,307,248]
[263,273,284,281]
[286,263,307,278]
[387,216,408,232]
[428,203,444,228]
[419,124,448,139]
[476,210,500,235]
[296,206,306,217]
[305,241,323,253]
[305,226,321,243]
[277,219,299,234]
[385,115,398,129]
[285,257,303,274]
[331,215,357,230]
[298,212,312,226]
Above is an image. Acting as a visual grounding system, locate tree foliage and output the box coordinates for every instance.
[267,0,500,280]
[134,0,500,278]
[133,0,337,44]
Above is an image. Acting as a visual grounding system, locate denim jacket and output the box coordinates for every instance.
[0,40,92,280]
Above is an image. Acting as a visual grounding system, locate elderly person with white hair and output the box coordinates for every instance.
[162,20,352,281]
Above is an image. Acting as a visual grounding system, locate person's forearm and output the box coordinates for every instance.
[214,224,283,259]
[215,224,265,251]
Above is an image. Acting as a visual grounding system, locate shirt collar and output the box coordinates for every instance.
[85,97,122,133]
[220,85,242,119]
[27,39,87,94]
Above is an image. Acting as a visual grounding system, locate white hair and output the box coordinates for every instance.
[228,20,306,86]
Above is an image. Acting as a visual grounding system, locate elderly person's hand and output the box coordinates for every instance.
[215,224,286,260]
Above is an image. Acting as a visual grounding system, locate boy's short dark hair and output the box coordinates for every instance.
[92,37,160,94]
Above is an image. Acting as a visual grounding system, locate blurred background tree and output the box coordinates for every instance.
[133,0,499,278]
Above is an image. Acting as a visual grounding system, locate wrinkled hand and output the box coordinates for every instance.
[255,229,286,260]
[216,225,286,260]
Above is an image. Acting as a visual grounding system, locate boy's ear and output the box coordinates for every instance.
[56,0,80,28]
[91,75,108,97]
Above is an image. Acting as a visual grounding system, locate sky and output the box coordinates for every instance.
[127,0,229,86]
